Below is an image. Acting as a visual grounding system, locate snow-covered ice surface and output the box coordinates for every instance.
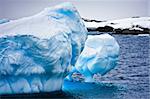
[75,34,119,82]
[84,17,150,30]
[0,2,87,94]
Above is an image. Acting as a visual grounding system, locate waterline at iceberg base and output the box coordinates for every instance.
[0,2,87,94]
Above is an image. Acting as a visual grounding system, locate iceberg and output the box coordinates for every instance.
[0,2,87,94]
[0,19,9,24]
[66,34,119,82]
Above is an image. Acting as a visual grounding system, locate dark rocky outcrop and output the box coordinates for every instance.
[95,26,114,32]
[82,18,106,23]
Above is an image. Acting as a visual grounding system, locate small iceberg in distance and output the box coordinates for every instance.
[0,19,9,24]
[0,2,87,95]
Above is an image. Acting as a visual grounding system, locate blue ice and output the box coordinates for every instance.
[66,34,119,82]
[0,19,9,24]
[0,2,87,94]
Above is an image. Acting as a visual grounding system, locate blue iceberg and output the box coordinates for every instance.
[67,34,119,82]
[0,19,9,24]
[0,3,87,94]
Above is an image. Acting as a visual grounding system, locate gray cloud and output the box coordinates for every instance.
[0,0,149,20]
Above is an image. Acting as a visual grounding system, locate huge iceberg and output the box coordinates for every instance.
[66,34,119,82]
[0,3,87,94]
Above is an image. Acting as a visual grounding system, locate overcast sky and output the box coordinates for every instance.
[0,0,149,20]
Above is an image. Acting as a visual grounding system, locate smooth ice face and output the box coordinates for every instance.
[75,34,119,82]
[0,2,87,94]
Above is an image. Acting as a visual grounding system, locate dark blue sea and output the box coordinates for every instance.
[62,34,150,99]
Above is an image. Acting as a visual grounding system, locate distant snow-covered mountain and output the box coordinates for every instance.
[83,17,150,34]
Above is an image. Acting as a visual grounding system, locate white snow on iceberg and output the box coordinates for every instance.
[0,2,87,94]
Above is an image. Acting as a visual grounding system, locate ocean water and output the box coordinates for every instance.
[1,34,150,99]
[62,34,150,99]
